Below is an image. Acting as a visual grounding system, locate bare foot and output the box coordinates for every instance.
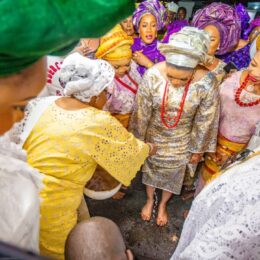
[112,186,128,200]
[156,204,168,226]
[181,191,195,201]
[112,191,125,200]
[141,199,154,221]
[183,210,189,219]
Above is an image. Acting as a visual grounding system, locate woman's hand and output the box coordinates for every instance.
[147,143,157,156]
[75,41,89,56]
[75,39,100,56]
[133,51,154,68]
[189,153,203,164]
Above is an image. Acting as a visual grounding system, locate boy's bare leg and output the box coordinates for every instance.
[157,190,172,226]
[141,185,155,221]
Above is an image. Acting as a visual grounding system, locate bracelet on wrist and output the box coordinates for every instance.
[147,143,153,153]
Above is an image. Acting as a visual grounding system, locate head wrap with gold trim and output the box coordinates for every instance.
[95,25,133,61]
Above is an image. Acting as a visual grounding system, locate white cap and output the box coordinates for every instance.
[166,2,179,13]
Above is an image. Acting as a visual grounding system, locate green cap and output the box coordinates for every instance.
[0,0,135,76]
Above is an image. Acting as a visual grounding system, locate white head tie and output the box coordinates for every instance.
[158,26,211,68]
[59,52,114,102]
[166,2,179,13]
[166,53,199,68]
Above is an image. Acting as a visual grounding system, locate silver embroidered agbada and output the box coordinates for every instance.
[129,27,220,194]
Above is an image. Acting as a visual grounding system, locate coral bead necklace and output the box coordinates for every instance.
[235,73,260,107]
[161,79,192,128]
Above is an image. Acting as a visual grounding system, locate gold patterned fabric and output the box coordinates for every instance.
[129,65,219,194]
[182,59,226,187]
[24,103,149,259]
[257,36,260,50]
[202,134,246,183]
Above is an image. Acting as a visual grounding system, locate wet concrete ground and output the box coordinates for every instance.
[86,172,193,260]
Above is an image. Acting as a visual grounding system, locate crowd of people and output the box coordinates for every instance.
[0,0,260,259]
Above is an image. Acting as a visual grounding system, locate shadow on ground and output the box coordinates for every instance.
[86,172,193,260]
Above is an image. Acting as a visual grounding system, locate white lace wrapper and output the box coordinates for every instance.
[0,134,42,252]
[171,146,260,260]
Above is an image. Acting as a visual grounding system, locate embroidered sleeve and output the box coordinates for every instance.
[83,112,149,186]
[129,72,153,141]
[190,76,220,153]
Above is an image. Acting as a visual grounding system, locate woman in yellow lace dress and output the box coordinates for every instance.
[20,53,153,259]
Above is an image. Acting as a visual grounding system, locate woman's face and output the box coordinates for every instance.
[204,25,221,56]
[120,16,135,37]
[249,26,260,43]
[139,14,157,44]
[166,63,194,88]
[248,51,260,82]
[165,11,176,26]
[0,58,46,135]
[177,9,186,21]
[109,58,131,78]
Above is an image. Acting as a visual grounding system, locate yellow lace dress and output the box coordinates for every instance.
[23,103,149,259]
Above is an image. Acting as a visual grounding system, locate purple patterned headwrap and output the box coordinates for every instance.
[192,2,241,55]
[133,0,167,31]
[235,3,250,39]
[244,17,260,40]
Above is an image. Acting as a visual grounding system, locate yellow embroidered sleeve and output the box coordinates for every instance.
[83,111,149,186]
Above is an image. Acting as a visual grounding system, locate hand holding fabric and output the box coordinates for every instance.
[189,153,203,164]
[147,143,157,156]
[133,51,154,68]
